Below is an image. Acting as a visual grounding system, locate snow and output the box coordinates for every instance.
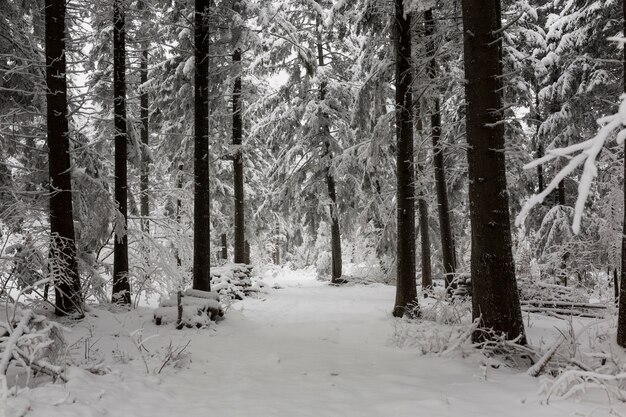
[5,268,625,417]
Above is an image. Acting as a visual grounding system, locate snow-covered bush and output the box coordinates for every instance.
[0,305,66,382]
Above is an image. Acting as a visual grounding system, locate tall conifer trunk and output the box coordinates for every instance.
[461,0,525,342]
[45,0,83,316]
[617,0,626,347]
[415,108,432,292]
[112,0,130,305]
[393,0,417,317]
[139,0,150,234]
[193,0,211,291]
[232,2,245,264]
[315,5,342,282]
[425,8,456,291]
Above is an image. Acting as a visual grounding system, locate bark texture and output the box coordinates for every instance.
[112,0,130,305]
[45,0,83,316]
[315,6,342,282]
[193,0,211,291]
[617,0,626,347]
[139,0,150,234]
[393,0,417,317]
[425,9,456,290]
[461,0,525,343]
[232,2,245,263]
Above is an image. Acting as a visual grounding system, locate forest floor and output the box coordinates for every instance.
[6,267,626,417]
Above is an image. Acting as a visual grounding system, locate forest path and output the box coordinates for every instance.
[8,268,617,417]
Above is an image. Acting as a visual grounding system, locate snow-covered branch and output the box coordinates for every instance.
[516,94,626,234]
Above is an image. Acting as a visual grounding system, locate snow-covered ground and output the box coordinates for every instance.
[6,268,625,417]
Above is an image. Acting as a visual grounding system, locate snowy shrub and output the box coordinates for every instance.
[0,305,67,382]
[535,320,626,403]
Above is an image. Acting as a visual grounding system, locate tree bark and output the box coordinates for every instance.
[425,8,456,291]
[273,224,280,265]
[193,0,211,291]
[393,0,417,317]
[232,2,245,264]
[461,0,525,343]
[536,141,544,193]
[112,0,130,305]
[244,240,251,264]
[414,103,432,291]
[221,233,228,260]
[175,163,183,267]
[45,0,83,316]
[617,0,626,347]
[139,0,150,234]
[315,6,342,282]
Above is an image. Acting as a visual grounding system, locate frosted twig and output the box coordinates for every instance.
[516,94,626,234]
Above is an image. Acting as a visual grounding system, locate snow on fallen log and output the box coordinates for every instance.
[521,300,607,310]
[182,289,220,301]
[155,294,224,328]
[528,336,564,377]
[521,306,606,319]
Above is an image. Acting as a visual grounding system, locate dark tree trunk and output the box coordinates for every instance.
[244,240,251,264]
[536,141,544,193]
[417,197,431,291]
[392,0,417,317]
[175,164,183,267]
[193,0,211,291]
[558,179,565,206]
[414,103,432,291]
[425,8,456,290]
[221,233,228,260]
[461,0,526,343]
[273,224,280,265]
[315,7,342,282]
[617,0,626,347]
[112,0,130,305]
[139,0,149,234]
[232,3,245,264]
[45,0,83,316]
[615,268,619,306]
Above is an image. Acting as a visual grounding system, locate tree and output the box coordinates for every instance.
[45,0,83,316]
[112,0,131,305]
[138,0,150,234]
[424,8,456,290]
[618,0,626,348]
[232,1,245,264]
[392,0,417,317]
[461,0,525,342]
[315,2,343,282]
[193,0,211,291]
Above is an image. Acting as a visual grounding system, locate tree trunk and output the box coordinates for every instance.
[232,2,245,264]
[45,0,83,316]
[221,233,228,260]
[315,6,342,282]
[175,163,183,267]
[273,224,280,265]
[139,0,150,234]
[425,8,456,291]
[112,0,130,305]
[414,102,432,291]
[536,141,544,193]
[244,240,251,264]
[617,0,626,347]
[193,0,211,291]
[461,0,526,343]
[557,179,565,206]
[392,0,417,318]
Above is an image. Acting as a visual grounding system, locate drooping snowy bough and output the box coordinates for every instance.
[0,306,66,382]
[516,94,626,234]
